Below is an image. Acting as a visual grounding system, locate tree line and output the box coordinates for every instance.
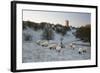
[23,21,70,41]
[75,24,91,43]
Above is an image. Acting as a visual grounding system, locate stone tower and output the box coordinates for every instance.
[65,20,69,27]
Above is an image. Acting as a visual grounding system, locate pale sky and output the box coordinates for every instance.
[23,10,91,27]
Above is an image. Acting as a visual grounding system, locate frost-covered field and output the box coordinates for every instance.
[22,27,91,63]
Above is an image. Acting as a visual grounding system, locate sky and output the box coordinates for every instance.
[23,10,91,27]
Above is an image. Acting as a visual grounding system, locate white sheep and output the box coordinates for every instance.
[36,40,41,45]
[69,43,76,50]
[48,43,58,50]
[36,40,49,47]
[56,45,61,52]
[78,48,87,54]
[41,41,49,47]
[82,48,87,53]
[78,48,83,54]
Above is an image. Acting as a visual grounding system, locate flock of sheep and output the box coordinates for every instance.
[36,40,87,54]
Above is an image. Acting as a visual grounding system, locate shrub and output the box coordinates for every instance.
[23,21,40,31]
[42,26,54,41]
[54,24,67,36]
[39,22,47,29]
[75,24,91,42]
[23,21,27,30]
[23,33,32,41]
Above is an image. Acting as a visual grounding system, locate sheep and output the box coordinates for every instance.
[41,41,49,47]
[36,40,41,45]
[78,48,87,54]
[36,40,49,47]
[78,48,83,54]
[69,43,76,50]
[48,43,58,50]
[82,48,87,53]
[36,40,44,45]
[56,45,61,52]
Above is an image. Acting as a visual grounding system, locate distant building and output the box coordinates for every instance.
[65,20,69,27]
